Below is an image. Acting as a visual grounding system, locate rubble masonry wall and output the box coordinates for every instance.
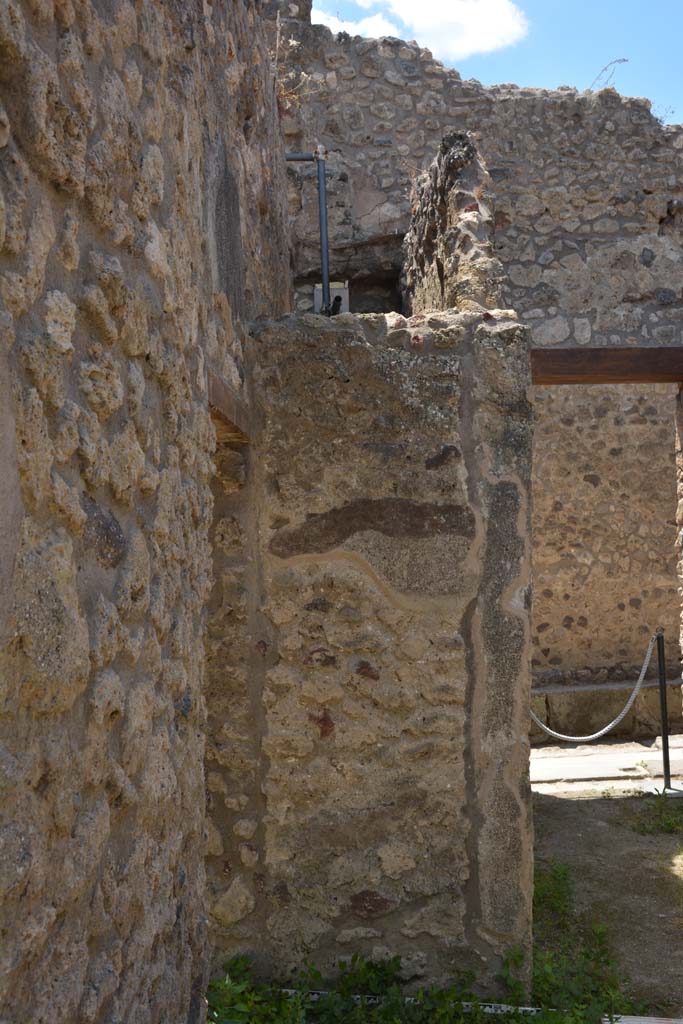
[0,2,289,1021]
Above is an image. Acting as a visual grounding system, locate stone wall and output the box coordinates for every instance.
[0,2,289,1021]
[1,0,680,1017]
[273,11,683,698]
[205,308,533,991]
[531,383,679,687]
[676,390,683,691]
[275,14,683,325]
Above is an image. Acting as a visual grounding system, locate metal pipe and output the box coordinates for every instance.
[315,145,331,313]
[284,147,332,314]
[656,628,672,790]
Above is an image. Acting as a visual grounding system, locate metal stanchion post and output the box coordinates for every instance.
[656,628,672,790]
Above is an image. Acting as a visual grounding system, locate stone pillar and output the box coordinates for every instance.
[228,308,533,989]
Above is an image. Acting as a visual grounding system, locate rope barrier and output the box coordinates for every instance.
[530,632,658,743]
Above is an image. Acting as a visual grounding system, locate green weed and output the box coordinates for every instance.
[628,793,683,835]
[207,864,643,1023]
[533,861,573,926]
[530,861,642,1020]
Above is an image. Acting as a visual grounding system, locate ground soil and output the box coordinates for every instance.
[534,789,683,1016]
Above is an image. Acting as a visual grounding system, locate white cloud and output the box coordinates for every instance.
[311,9,401,39]
[311,0,529,62]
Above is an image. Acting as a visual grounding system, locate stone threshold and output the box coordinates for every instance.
[532,678,682,697]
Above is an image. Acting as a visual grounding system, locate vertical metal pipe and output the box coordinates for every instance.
[656,628,672,790]
[285,148,331,314]
[316,145,331,313]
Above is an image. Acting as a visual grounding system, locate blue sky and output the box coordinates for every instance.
[312,0,683,124]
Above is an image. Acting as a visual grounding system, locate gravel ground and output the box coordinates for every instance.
[534,788,683,1017]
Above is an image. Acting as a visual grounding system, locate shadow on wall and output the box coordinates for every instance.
[0,349,23,638]
[349,273,403,313]
[207,144,246,320]
[295,271,403,315]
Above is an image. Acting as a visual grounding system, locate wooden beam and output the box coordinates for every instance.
[208,369,251,442]
[531,346,683,386]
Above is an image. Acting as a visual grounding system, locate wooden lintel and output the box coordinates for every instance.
[208,369,251,442]
[531,346,683,386]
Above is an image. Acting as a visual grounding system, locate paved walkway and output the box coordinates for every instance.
[531,734,683,794]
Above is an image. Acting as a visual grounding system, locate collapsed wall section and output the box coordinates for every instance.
[402,131,505,313]
[276,15,683,338]
[206,309,533,990]
[0,2,289,1021]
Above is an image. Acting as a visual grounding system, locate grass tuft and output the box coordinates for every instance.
[627,793,683,836]
[531,861,642,1019]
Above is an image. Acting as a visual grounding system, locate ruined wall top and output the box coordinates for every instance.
[277,12,683,326]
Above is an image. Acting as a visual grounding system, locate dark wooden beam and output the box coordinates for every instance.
[531,346,683,386]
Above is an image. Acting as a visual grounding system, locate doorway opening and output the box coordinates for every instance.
[528,346,683,1015]
[531,377,681,747]
[529,346,683,771]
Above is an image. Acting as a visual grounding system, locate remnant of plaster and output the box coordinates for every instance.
[270,496,476,557]
[205,305,532,991]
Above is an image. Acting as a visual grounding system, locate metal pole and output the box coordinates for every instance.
[315,145,331,313]
[285,148,332,314]
[656,628,672,790]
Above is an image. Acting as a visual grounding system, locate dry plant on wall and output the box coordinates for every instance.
[270,11,317,117]
[589,57,628,91]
